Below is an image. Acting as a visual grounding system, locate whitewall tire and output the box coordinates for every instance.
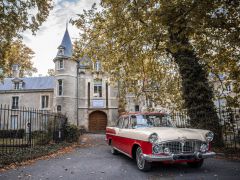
[136,147,151,171]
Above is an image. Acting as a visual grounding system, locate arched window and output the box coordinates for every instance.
[57,105,61,112]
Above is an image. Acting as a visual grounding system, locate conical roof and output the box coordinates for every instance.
[57,27,73,58]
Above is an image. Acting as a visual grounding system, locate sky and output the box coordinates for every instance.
[22,0,99,76]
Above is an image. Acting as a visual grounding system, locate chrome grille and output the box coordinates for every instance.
[161,140,203,153]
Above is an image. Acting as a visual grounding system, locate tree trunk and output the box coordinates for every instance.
[169,31,223,147]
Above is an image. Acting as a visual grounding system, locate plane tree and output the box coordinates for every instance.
[72,0,240,146]
[0,0,53,77]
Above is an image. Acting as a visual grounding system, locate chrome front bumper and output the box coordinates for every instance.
[143,151,216,162]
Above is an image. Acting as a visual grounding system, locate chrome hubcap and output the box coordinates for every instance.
[136,147,145,169]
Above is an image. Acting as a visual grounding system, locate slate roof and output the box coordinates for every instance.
[57,28,73,58]
[0,76,55,91]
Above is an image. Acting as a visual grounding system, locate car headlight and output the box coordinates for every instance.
[152,144,171,154]
[200,143,208,153]
[205,131,214,142]
[149,133,158,144]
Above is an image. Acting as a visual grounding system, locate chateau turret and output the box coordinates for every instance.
[53,26,77,125]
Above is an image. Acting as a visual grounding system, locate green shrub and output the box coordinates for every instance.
[0,129,25,138]
[31,130,45,138]
[34,131,52,145]
[63,123,80,143]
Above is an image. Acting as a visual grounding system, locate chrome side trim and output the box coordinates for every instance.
[143,151,216,162]
[113,147,132,158]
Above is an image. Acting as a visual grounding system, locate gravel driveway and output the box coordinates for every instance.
[0,134,240,180]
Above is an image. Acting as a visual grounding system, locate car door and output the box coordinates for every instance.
[112,117,123,150]
[117,116,132,153]
[122,115,136,155]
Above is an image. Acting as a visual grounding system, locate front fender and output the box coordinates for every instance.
[131,140,152,158]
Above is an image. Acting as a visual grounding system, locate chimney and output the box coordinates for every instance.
[12,64,20,78]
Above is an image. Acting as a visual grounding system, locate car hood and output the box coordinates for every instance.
[133,127,209,142]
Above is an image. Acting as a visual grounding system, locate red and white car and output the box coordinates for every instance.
[106,112,216,171]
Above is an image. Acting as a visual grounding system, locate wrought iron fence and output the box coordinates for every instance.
[0,104,67,153]
[169,108,240,156]
[218,108,240,151]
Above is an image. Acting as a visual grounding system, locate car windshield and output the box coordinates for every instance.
[132,114,173,128]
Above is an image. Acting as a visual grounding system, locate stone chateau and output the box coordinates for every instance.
[0,28,119,132]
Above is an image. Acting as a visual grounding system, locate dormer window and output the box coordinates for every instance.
[79,56,92,69]
[12,81,23,90]
[14,82,20,90]
[58,46,65,56]
[95,61,101,72]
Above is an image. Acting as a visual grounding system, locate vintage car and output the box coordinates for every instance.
[106,112,216,171]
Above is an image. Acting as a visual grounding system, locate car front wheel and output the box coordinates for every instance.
[187,159,204,168]
[136,147,151,171]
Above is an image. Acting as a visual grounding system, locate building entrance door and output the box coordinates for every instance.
[89,111,107,133]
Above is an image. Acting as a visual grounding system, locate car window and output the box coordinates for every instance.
[117,117,124,128]
[122,116,129,129]
[134,115,150,128]
[130,115,137,129]
[116,118,119,127]
[146,115,172,127]
[130,114,173,128]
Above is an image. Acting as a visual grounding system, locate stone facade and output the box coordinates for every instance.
[0,90,53,110]
[75,60,119,128]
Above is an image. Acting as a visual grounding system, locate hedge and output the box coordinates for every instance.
[0,129,25,138]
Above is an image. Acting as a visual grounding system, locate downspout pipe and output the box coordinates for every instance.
[76,61,79,126]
